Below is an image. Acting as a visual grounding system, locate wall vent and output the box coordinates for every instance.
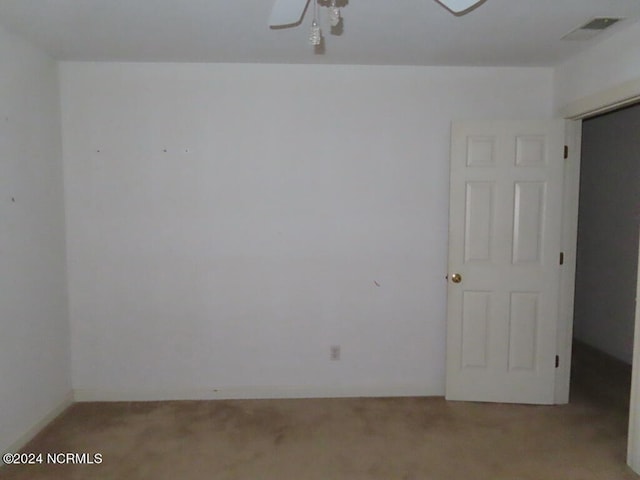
[562,17,624,41]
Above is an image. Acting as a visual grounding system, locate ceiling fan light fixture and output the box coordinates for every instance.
[309,19,322,45]
[308,0,323,46]
[328,0,341,27]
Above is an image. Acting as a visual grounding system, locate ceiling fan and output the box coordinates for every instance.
[269,0,485,28]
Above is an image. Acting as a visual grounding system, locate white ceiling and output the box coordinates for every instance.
[0,0,639,66]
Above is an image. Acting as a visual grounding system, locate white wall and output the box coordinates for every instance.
[60,62,554,400]
[0,27,71,455]
[554,21,640,110]
[573,105,640,364]
[553,21,640,362]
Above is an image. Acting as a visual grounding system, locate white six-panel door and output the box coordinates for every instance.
[446,120,565,405]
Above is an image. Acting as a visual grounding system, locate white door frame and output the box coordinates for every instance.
[554,119,581,405]
[556,76,640,473]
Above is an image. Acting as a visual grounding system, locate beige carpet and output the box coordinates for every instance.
[2,346,637,479]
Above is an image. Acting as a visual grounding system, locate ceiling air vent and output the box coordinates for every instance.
[562,17,623,41]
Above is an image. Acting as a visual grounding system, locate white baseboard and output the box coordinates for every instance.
[1,392,73,464]
[74,384,442,402]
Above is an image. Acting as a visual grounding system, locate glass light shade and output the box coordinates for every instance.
[328,6,340,27]
[309,19,322,45]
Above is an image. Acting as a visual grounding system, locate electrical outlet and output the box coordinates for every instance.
[330,345,341,361]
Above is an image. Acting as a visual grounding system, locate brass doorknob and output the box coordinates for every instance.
[451,273,462,284]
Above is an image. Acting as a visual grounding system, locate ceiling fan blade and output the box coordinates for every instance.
[269,0,310,27]
[434,0,484,14]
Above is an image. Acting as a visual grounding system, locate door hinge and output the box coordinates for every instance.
[559,252,564,265]
[564,145,569,159]
[555,355,560,368]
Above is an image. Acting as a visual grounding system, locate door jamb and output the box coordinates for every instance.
[556,75,640,473]
[629,243,640,473]
[554,120,581,404]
